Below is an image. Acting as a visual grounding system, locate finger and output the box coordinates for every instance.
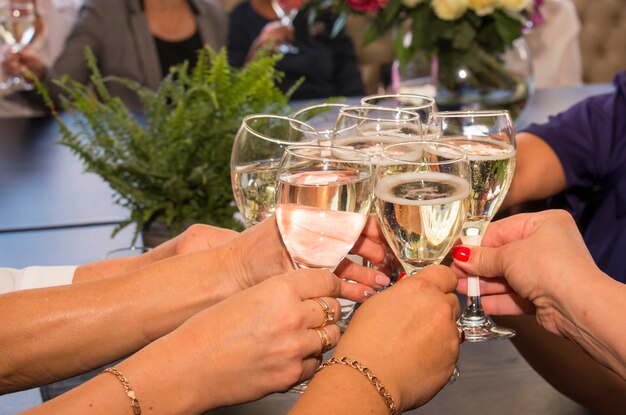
[349,235,387,264]
[299,356,324,385]
[301,297,341,328]
[286,268,342,300]
[302,324,340,359]
[335,258,390,289]
[480,211,554,247]
[445,292,461,320]
[451,245,513,279]
[411,265,458,294]
[338,279,377,302]
[456,275,514,296]
[480,293,535,315]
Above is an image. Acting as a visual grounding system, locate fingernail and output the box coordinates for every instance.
[397,271,407,281]
[363,289,376,298]
[452,246,471,262]
[375,274,391,287]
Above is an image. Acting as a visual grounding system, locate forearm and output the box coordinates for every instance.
[0,250,239,393]
[291,364,394,415]
[554,270,626,380]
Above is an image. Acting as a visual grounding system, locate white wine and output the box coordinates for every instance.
[442,137,515,241]
[333,134,415,163]
[0,11,35,50]
[231,159,280,227]
[375,172,470,272]
[276,169,371,268]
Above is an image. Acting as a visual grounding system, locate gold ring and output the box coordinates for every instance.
[457,326,466,344]
[312,297,335,327]
[314,327,332,356]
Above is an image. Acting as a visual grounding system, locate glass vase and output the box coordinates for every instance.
[395,38,534,121]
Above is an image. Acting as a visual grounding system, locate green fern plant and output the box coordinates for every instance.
[38,47,296,241]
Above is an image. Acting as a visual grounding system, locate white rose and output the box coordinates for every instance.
[495,0,533,12]
[401,0,425,8]
[468,0,495,16]
[431,0,468,20]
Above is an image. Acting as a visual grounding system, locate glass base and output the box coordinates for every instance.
[458,315,516,342]
[289,379,309,393]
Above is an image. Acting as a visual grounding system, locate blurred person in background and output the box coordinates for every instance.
[2,0,227,110]
[227,0,364,100]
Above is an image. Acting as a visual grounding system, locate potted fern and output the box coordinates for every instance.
[39,47,296,245]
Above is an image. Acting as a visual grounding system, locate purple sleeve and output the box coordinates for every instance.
[522,91,617,191]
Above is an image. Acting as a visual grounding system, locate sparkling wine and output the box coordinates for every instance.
[276,169,371,268]
[441,137,516,242]
[375,172,470,272]
[231,159,280,227]
[333,134,417,163]
[0,9,35,50]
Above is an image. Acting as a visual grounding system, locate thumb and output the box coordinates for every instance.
[451,244,509,279]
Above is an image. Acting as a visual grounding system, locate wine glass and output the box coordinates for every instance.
[374,140,469,384]
[331,105,423,161]
[271,0,302,54]
[291,102,347,142]
[360,93,437,125]
[429,110,517,342]
[374,141,470,274]
[275,145,373,392]
[0,0,36,92]
[230,114,319,228]
[332,105,423,286]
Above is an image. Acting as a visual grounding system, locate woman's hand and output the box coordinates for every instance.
[451,210,598,336]
[222,216,391,302]
[247,21,294,61]
[123,268,344,412]
[2,47,46,80]
[295,265,461,413]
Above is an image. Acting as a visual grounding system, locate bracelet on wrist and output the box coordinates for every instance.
[316,356,398,415]
[102,367,141,415]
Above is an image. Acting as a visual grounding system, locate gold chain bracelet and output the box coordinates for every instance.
[102,367,141,415]
[316,356,398,415]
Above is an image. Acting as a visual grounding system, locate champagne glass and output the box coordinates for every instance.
[332,105,423,286]
[375,141,469,384]
[360,93,437,125]
[0,0,36,92]
[275,145,373,392]
[429,110,517,341]
[374,141,470,274]
[230,114,318,227]
[271,0,302,54]
[291,102,347,142]
[332,105,423,161]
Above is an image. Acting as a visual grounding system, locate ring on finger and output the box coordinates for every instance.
[312,297,335,327]
[314,327,332,356]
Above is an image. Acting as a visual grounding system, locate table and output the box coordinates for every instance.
[0,84,615,414]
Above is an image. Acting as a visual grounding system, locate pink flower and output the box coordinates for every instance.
[346,0,384,13]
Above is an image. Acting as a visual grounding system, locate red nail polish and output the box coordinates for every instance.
[452,246,471,262]
[397,271,407,281]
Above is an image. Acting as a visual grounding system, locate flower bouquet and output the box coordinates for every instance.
[312,0,538,116]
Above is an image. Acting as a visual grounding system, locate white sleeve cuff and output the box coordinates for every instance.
[21,266,77,290]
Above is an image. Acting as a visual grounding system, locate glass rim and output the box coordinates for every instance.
[241,114,319,145]
[381,141,468,166]
[360,93,436,110]
[283,144,372,164]
[430,109,511,119]
[337,105,422,122]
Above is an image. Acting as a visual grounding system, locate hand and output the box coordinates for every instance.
[246,21,294,61]
[330,265,461,411]
[451,210,599,337]
[224,216,391,302]
[2,47,46,80]
[124,268,344,412]
[336,215,393,298]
